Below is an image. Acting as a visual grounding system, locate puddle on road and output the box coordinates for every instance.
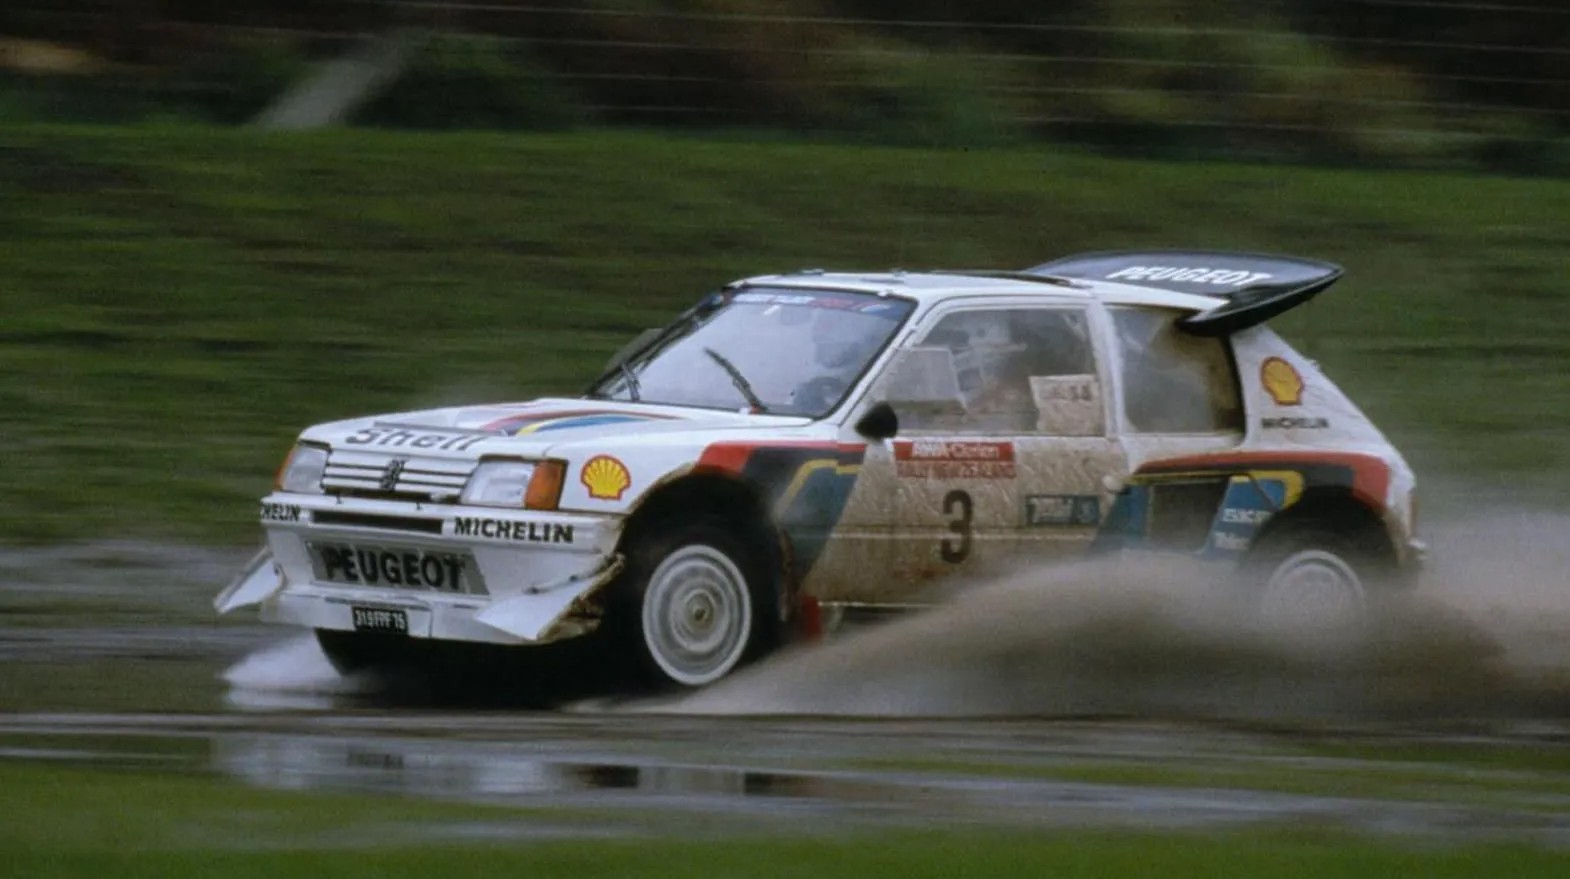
[213,731,908,820]
[7,714,1570,844]
[0,718,940,835]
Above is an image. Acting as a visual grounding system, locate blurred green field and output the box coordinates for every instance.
[6,760,1570,877]
[4,124,1569,544]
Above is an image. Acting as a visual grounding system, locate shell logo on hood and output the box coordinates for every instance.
[581,455,632,500]
[1260,357,1304,406]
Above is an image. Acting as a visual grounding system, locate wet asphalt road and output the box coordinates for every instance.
[7,537,1570,844]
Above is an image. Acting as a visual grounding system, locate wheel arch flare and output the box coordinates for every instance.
[620,441,868,599]
[1095,451,1407,572]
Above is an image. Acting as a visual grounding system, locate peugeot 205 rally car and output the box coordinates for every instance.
[216,250,1423,688]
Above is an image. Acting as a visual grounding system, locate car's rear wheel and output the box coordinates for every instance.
[1247,525,1378,624]
[617,521,777,688]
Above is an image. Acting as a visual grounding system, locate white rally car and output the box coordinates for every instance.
[217,251,1423,688]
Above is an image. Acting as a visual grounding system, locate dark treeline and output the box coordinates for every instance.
[3,1,1564,168]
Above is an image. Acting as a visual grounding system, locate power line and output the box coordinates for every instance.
[5,1,1566,148]
[363,1,1570,55]
[1336,0,1570,13]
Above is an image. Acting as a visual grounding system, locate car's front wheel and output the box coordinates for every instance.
[618,521,776,688]
[315,628,398,675]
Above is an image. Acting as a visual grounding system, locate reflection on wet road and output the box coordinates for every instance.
[7,712,1570,844]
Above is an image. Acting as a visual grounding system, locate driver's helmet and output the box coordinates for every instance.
[936,312,1022,393]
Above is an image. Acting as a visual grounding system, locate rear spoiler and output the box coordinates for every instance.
[1025,250,1343,337]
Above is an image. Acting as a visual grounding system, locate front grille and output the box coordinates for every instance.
[322,450,476,503]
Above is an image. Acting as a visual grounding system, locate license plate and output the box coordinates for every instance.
[309,542,480,594]
[351,606,408,634]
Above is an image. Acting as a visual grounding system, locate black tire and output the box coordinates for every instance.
[1244,524,1382,624]
[314,629,408,675]
[612,519,780,688]
[315,628,624,706]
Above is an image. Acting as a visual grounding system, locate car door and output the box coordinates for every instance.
[1096,305,1249,554]
[806,301,1129,603]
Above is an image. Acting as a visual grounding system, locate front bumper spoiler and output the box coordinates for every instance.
[217,548,624,646]
[214,548,285,614]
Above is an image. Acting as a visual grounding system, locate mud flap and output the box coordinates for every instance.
[214,548,285,613]
[474,555,623,643]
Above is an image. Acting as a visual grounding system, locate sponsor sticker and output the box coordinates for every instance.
[894,440,1015,479]
[260,502,302,522]
[1220,507,1270,525]
[733,291,820,306]
[1260,357,1304,406]
[1106,266,1274,287]
[344,427,489,451]
[453,517,575,544]
[1201,473,1292,557]
[1210,531,1250,552]
[581,454,632,500]
[1024,494,1101,527]
[311,543,475,593]
[1260,416,1329,430]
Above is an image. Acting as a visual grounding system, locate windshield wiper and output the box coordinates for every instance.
[618,361,642,402]
[703,347,767,413]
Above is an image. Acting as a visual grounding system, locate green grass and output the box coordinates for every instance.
[0,655,233,713]
[6,760,1570,877]
[5,124,1570,543]
[1301,739,1570,776]
[0,760,592,854]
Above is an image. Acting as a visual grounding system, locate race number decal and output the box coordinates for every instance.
[941,489,973,563]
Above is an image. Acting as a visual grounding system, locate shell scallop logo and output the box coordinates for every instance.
[1260,357,1304,406]
[581,455,631,500]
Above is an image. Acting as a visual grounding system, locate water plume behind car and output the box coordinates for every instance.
[632,506,1570,723]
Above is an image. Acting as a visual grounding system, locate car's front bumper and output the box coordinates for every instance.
[216,492,624,645]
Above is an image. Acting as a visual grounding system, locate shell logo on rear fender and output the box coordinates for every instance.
[1260,357,1304,406]
[581,455,631,500]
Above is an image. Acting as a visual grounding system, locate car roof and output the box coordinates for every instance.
[736,269,1227,313]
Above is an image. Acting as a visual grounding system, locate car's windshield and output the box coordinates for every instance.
[589,286,915,417]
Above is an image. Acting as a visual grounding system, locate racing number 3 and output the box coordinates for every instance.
[941,490,972,563]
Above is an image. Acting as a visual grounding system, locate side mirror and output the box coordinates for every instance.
[854,401,899,441]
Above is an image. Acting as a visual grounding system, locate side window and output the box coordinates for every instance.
[895,307,1101,435]
[1110,307,1242,434]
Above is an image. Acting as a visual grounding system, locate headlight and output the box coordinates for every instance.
[461,459,564,510]
[275,443,328,494]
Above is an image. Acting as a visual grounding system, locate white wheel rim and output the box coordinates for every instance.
[641,545,752,686]
[1260,549,1366,622]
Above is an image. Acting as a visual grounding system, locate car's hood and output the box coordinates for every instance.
[302,398,809,457]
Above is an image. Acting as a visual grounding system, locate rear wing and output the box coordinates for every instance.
[1026,250,1343,337]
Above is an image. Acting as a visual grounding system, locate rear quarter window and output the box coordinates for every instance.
[1110,307,1243,434]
